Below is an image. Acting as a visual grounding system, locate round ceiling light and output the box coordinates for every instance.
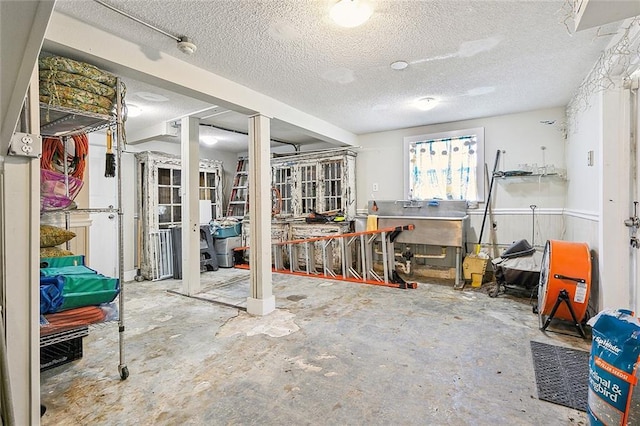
[414,97,438,111]
[200,136,219,146]
[127,104,143,117]
[390,61,408,71]
[330,0,373,28]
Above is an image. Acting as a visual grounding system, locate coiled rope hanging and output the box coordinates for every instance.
[41,133,89,180]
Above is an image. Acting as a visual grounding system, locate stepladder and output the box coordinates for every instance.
[226,157,248,217]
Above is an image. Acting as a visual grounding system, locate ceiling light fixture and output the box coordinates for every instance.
[414,97,438,111]
[200,136,219,147]
[127,104,143,117]
[133,92,170,102]
[330,0,373,28]
[390,61,408,71]
[93,0,197,55]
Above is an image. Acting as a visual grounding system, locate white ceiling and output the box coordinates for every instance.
[49,0,627,150]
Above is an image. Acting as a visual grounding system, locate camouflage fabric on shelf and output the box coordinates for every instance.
[40,70,116,99]
[40,247,74,258]
[39,56,117,86]
[40,84,113,110]
[40,95,112,116]
[40,224,76,248]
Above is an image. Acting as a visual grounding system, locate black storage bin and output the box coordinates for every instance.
[40,336,83,371]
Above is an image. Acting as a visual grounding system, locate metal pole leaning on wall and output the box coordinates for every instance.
[477,150,501,252]
[530,205,537,246]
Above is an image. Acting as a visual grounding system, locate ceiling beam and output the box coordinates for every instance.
[126,121,178,145]
[44,12,359,147]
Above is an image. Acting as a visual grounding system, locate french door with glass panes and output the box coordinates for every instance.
[271,151,356,218]
[157,167,182,226]
[272,165,293,215]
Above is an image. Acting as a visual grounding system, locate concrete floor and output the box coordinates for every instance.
[41,269,590,425]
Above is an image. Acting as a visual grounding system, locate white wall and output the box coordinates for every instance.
[565,90,603,310]
[357,107,568,250]
[565,78,640,313]
[566,93,601,214]
[87,132,141,281]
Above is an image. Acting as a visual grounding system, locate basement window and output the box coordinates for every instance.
[404,127,484,202]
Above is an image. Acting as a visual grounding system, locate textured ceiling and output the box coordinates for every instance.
[52,0,622,141]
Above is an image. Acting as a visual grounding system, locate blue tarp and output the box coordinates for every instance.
[40,275,65,314]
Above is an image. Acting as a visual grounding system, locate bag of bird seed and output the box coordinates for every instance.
[587,309,640,425]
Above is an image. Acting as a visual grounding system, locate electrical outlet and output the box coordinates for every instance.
[8,132,41,158]
[372,183,379,192]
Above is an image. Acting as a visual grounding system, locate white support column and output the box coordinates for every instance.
[181,116,201,296]
[247,114,275,316]
[2,66,41,425]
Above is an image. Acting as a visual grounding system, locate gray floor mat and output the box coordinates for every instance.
[530,340,589,412]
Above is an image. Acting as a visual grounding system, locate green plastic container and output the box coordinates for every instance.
[59,274,119,311]
[214,223,242,238]
[40,265,96,277]
[40,263,119,312]
[40,255,85,268]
